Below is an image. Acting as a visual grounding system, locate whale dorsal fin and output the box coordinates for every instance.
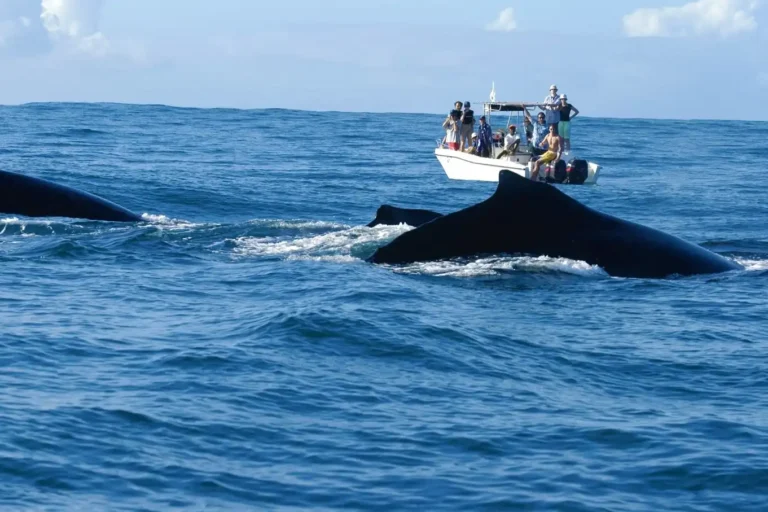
[489,170,591,223]
[492,170,560,202]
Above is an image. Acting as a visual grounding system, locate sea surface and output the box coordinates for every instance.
[1,103,767,511]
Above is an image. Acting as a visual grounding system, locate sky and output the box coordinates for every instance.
[0,0,766,120]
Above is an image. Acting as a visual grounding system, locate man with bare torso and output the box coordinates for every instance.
[530,124,563,181]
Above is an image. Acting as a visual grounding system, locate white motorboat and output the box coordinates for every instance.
[435,101,601,185]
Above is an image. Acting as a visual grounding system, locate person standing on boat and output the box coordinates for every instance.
[542,84,561,128]
[557,94,579,152]
[451,101,463,117]
[459,101,475,151]
[531,124,563,181]
[525,110,549,155]
[476,116,493,158]
[522,115,533,146]
[442,109,461,150]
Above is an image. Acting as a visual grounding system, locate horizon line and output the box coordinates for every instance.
[0,100,762,123]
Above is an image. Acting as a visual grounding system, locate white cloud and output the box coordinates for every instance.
[486,8,517,32]
[0,0,110,56]
[40,0,109,55]
[41,0,103,38]
[624,0,759,37]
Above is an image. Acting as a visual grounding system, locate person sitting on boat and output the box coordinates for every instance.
[530,124,563,181]
[464,133,478,155]
[442,110,461,150]
[476,116,493,158]
[496,125,520,159]
[558,94,579,152]
[459,101,475,151]
[542,84,561,128]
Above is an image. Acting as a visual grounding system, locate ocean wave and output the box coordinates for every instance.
[1,217,70,237]
[0,217,141,239]
[35,128,110,138]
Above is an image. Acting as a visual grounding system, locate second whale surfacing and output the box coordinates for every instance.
[368,171,740,279]
[0,169,142,222]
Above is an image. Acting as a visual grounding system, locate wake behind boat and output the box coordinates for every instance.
[436,97,601,185]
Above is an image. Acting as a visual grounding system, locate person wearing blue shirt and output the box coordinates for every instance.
[476,116,493,158]
[524,109,549,155]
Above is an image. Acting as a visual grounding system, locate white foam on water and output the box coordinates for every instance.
[246,219,351,230]
[734,258,768,272]
[0,217,52,236]
[1,217,53,227]
[286,254,359,264]
[0,219,18,235]
[509,255,607,276]
[140,213,202,230]
[394,255,607,278]
[232,224,411,259]
[231,222,611,277]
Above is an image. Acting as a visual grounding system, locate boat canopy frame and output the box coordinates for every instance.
[482,101,542,134]
[483,102,539,113]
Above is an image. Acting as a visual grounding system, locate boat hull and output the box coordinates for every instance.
[435,148,600,184]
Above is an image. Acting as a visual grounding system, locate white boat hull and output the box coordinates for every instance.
[435,148,600,184]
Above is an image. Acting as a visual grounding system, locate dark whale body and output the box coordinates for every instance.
[0,169,141,222]
[367,205,443,228]
[369,171,740,279]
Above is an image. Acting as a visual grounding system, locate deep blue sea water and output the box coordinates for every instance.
[1,102,767,511]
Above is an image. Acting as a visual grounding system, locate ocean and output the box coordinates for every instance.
[1,102,767,511]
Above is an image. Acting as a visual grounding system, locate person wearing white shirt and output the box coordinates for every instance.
[442,111,461,150]
[542,84,561,128]
[497,125,521,159]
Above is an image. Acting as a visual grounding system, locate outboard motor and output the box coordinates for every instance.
[553,160,568,183]
[544,165,555,183]
[568,159,589,185]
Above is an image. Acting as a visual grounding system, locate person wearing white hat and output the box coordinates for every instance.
[541,84,561,129]
[558,94,580,152]
[463,132,479,155]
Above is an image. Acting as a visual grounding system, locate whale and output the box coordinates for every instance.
[368,170,741,278]
[0,169,142,222]
[367,205,443,228]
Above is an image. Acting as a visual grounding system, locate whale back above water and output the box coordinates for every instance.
[0,169,141,223]
[369,171,740,278]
